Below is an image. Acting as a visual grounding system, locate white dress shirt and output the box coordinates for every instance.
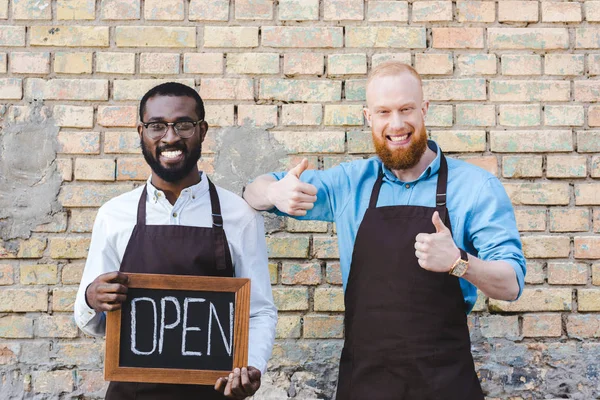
[74,173,277,373]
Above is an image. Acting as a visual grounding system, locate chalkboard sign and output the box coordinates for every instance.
[105,273,250,385]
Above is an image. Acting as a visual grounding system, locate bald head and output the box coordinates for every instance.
[366,61,424,109]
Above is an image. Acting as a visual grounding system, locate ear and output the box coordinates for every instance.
[363,107,372,127]
[198,120,208,143]
[421,100,430,117]
[137,124,143,139]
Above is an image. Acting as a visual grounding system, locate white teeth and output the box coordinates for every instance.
[389,135,408,142]
[161,150,182,159]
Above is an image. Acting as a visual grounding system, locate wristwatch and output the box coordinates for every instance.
[449,249,469,277]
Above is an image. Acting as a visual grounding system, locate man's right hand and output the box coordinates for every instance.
[266,158,317,216]
[85,271,129,312]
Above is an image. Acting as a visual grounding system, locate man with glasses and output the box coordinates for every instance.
[74,82,277,399]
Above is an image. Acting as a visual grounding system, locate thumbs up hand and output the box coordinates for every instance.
[267,158,318,216]
[414,211,461,273]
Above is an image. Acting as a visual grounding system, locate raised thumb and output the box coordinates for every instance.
[288,158,308,179]
[432,211,448,233]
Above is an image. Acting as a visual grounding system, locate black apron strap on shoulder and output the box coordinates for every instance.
[207,178,230,271]
[436,151,449,221]
[368,170,385,209]
[136,185,148,226]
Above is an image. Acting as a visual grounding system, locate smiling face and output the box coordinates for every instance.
[138,95,207,185]
[364,71,429,173]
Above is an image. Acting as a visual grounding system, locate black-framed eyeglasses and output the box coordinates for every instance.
[141,120,203,140]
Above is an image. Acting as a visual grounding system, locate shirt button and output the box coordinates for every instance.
[192,195,196,199]
[172,212,178,218]
[157,192,162,197]
[405,184,410,189]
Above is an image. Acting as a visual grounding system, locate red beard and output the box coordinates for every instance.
[373,126,428,171]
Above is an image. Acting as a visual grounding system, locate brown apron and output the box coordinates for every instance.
[106,178,232,400]
[335,153,484,400]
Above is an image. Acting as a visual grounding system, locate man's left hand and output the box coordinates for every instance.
[214,366,261,399]
[414,211,460,273]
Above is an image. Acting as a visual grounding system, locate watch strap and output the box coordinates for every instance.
[459,248,468,262]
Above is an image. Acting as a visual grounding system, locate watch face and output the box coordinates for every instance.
[451,260,468,277]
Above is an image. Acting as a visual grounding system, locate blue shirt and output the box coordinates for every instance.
[270,141,526,313]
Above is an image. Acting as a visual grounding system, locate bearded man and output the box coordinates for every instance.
[74,82,277,400]
[243,62,526,400]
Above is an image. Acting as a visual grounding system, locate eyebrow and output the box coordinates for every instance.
[145,117,196,122]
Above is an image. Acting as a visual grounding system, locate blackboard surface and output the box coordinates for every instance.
[120,288,236,371]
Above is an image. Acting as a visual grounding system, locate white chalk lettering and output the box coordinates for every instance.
[207,302,234,356]
[182,297,206,356]
[158,296,181,354]
[130,297,157,355]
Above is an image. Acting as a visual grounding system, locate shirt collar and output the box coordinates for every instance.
[381,140,442,184]
[145,172,208,202]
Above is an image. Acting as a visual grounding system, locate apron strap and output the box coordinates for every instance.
[136,185,148,226]
[436,152,449,221]
[368,171,385,209]
[207,178,231,271]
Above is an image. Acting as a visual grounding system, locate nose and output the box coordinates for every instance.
[389,111,405,130]
[161,124,180,144]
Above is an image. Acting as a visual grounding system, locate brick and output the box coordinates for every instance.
[0,78,22,99]
[590,106,600,127]
[271,131,345,153]
[204,27,258,48]
[0,316,33,338]
[588,1,600,20]
[104,131,139,154]
[283,54,323,76]
[0,26,25,46]
[514,209,546,231]
[303,315,344,338]
[491,80,570,102]
[281,104,323,126]
[324,0,363,20]
[324,105,364,126]
[264,27,343,48]
[547,155,587,178]
[568,314,600,338]
[576,184,600,205]
[545,105,584,127]
[189,0,228,20]
[548,262,588,285]
[235,0,273,19]
[523,314,562,337]
[489,288,572,312]
[326,262,342,285]
[542,1,582,22]
[550,208,590,232]
[590,55,600,75]
[96,52,135,74]
[461,156,498,175]
[0,238,47,259]
[504,183,570,205]
[279,0,318,19]
[77,370,109,395]
[13,0,51,19]
[54,105,93,128]
[272,287,308,310]
[346,27,425,48]
[29,79,108,101]
[432,28,484,49]
[286,219,328,233]
[10,52,50,74]
[69,209,97,233]
[413,1,453,22]
[183,53,223,74]
[594,262,600,285]
[479,315,519,339]
[313,236,340,258]
[0,264,14,285]
[456,104,495,126]
[98,105,137,127]
[227,53,279,74]
[20,264,58,285]
[414,53,453,75]
[525,260,545,284]
[0,289,47,312]
[491,130,572,153]
[314,288,344,311]
[578,131,600,152]
[345,79,366,101]
[499,104,540,127]
[200,78,253,100]
[100,0,140,19]
[266,236,309,258]
[575,81,600,102]
[113,78,194,100]
[238,105,277,127]
[425,104,453,127]
[576,27,600,48]
[31,26,109,47]
[49,237,90,259]
[429,131,486,152]
[52,287,78,311]
[260,79,341,102]
[57,0,95,19]
[281,262,321,285]
[579,289,600,310]
[268,262,278,284]
[0,0,6,18]
[328,54,366,76]
[593,156,600,178]
[575,236,600,259]
[347,130,374,154]
[457,54,496,75]
[54,52,92,74]
[0,342,20,364]
[33,370,73,394]
[33,212,68,234]
[145,0,184,20]
[367,1,408,22]
[116,26,195,47]
[57,159,73,182]
[140,53,179,74]
[0,53,6,72]
[521,236,571,258]
[74,158,115,181]
[276,315,302,339]
[457,1,495,22]
[544,54,584,76]
[57,132,100,154]
[204,105,234,127]
[501,54,541,76]
[595,209,600,233]
[498,1,538,21]
[62,263,84,283]
[488,28,569,50]
[424,79,486,101]
[472,291,487,312]
[372,53,412,67]
[36,315,78,338]
[59,184,133,207]
[53,342,103,364]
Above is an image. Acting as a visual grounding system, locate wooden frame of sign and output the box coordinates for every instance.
[105,273,250,385]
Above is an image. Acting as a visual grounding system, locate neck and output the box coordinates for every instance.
[151,168,201,205]
[391,148,437,182]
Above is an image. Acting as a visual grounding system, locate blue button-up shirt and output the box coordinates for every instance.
[271,141,526,313]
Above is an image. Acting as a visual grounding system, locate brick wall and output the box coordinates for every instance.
[0,0,599,398]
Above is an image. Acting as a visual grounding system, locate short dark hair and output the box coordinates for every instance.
[139,82,205,122]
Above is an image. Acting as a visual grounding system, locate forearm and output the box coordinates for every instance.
[243,175,277,211]
[463,256,519,301]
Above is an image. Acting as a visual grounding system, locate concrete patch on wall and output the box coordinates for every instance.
[0,103,62,240]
